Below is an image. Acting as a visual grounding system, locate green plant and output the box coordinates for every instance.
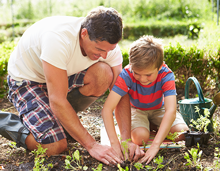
[32,144,53,171]
[133,162,143,170]
[121,138,131,160]
[166,132,181,142]
[65,149,88,170]
[92,163,103,171]
[117,163,129,171]
[153,156,165,171]
[184,144,203,170]
[190,106,211,133]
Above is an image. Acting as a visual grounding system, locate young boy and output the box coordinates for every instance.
[101,35,189,164]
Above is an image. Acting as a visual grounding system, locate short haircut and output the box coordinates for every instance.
[81,6,123,44]
[129,35,164,70]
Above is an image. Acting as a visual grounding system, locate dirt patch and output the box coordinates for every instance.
[0,88,220,171]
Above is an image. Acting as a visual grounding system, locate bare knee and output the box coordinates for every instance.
[131,127,150,145]
[170,123,189,141]
[81,62,113,96]
[25,134,67,156]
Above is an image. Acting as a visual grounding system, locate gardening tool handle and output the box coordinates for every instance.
[185,77,205,102]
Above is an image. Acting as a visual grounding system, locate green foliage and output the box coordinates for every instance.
[121,138,131,160]
[0,41,16,98]
[0,0,212,23]
[166,132,180,142]
[184,144,203,170]
[123,20,202,40]
[190,107,211,133]
[65,150,88,170]
[32,144,53,171]
[92,163,103,171]
[117,163,129,171]
[153,156,165,171]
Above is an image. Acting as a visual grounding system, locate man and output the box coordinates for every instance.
[2,6,143,165]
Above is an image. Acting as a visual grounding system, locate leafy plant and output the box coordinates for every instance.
[184,143,203,170]
[65,149,88,170]
[166,132,181,142]
[190,106,211,133]
[117,163,129,171]
[121,138,131,160]
[153,156,165,171]
[32,144,53,171]
[92,163,103,171]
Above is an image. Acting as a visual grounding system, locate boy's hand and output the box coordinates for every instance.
[138,144,160,164]
[122,141,145,162]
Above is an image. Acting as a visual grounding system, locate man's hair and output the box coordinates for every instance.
[81,6,123,44]
[129,35,164,70]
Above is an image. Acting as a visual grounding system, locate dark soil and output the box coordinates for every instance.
[0,88,220,171]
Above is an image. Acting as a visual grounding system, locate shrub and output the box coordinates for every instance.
[123,20,202,40]
[0,41,16,98]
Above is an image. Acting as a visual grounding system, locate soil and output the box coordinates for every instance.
[0,88,220,171]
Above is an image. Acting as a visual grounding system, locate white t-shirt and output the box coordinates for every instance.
[8,16,123,83]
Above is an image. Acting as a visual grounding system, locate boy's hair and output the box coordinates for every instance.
[81,6,123,44]
[129,35,164,70]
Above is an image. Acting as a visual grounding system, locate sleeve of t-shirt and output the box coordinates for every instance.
[40,31,71,70]
[112,68,131,97]
[99,44,123,67]
[161,71,177,97]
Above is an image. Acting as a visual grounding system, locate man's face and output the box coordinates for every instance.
[80,28,117,60]
[132,66,160,85]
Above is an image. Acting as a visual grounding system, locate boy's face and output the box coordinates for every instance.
[132,66,160,85]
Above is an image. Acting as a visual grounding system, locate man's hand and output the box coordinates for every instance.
[88,142,123,166]
[121,141,145,162]
[138,144,160,164]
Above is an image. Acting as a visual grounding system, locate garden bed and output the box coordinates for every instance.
[0,88,220,171]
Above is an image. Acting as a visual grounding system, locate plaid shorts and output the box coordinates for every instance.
[7,70,86,144]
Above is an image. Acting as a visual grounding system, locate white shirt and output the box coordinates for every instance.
[8,16,122,83]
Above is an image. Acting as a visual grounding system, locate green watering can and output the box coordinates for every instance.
[178,77,220,132]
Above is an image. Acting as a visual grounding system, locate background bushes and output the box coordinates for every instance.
[123,20,202,40]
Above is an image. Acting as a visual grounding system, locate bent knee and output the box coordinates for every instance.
[42,139,68,156]
[83,62,113,96]
[131,127,150,145]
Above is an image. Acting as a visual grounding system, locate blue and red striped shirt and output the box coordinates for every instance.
[112,63,176,110]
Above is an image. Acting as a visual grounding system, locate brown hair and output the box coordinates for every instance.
[81,6,123,44]
[129,35,164,70]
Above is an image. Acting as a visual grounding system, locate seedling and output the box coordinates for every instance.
[65,149,88,170]
[190,106,211,133]
[32,144,53,171]
[184,143,203,170]
[121,138,131,160]
[166,132,180,142]
[153,156,165,171]
[92,163,103,171]
[117,163,129,171]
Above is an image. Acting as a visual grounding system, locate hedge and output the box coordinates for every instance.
[0,40,219,98]
[123,20,202,40]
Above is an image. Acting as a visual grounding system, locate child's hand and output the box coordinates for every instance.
[121,141,145,162]
[138,143,160,164]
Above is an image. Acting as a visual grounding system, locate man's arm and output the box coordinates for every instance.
[109,64,122,90]
[138,95,177,164]
[42,60,121,165]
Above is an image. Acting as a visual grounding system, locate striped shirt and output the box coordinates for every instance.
[112,63,176,110]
